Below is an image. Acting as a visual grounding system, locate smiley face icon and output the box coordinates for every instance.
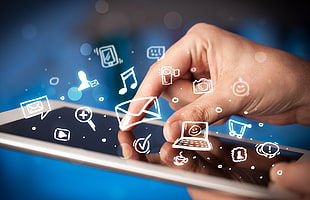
[188,125,202,136]
[232,78,250,96]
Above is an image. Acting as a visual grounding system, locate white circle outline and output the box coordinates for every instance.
[75,107,93,123]
[172,97,179,103]
[215,107,223,113]
[49,77,60,86]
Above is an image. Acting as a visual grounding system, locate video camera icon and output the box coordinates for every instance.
[160,66,180,85]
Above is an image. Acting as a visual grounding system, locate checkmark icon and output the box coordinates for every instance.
[134,134,152,154]
[138,134,152,150]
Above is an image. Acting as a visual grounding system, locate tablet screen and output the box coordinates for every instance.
[0,106,303,187]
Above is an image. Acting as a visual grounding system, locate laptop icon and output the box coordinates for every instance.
[172,121,212,151]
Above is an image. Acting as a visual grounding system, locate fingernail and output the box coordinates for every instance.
[270,162,287,182]
[164,120,182,142]
[121,143,132,159]
[120,115,131,131]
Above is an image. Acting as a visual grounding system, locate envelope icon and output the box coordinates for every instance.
[26,101,44,114]
[115,96,161,130]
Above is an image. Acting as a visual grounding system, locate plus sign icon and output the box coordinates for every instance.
[74,106,96,131]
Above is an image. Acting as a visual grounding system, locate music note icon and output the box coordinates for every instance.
[119,66,138,95]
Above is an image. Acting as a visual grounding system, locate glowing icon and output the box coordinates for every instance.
[133,133,152,154]
[49,77,59,86]
[231,147,247,162]
[232,78,250,96]
[173,151,189,166]
[78,71,90,91]
[77,70,99,91]
[256,142,280,159]
[94,45,123,68]
[228,119,252,139]
[75,107,96,131]
[193,78,213,94]
[160,66,180,85]
[172,121,212,151]
[54,128,70,142]
[147,46,165,61]
[119,66,138,95]
[115,97,161,131]
[20,95,51,120]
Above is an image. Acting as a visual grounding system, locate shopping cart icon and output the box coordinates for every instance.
[228,119,252,139]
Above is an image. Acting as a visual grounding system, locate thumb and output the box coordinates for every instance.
[270,161,310,195]
[163,83,246,142]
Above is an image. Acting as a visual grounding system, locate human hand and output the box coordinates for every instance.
[120,23,310,143]
[187,161,310,200]
[118,130,161,163]
[119,130,301,199]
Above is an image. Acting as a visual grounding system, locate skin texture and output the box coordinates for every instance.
[120,23,310,199]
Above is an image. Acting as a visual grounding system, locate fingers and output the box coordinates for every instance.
[160,142,207,171]
[119,37,193,131]
[161,79,199,110]
[159,142,226,177]
[118,130,147,160]
[120,30,209,131]
[270,161,310,195]
[163,82,245,142]
[118,130,161,163]
[187,188,249,200]
[242,110,298,126]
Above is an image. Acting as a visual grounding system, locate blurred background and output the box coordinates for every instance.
[0,0,309,199]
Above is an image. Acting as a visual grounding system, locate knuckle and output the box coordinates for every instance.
[186,23,218,36]
[189,104,211,122]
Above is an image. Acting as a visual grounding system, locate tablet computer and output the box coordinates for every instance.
[0,100,309,199]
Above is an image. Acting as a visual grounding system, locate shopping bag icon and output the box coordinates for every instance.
[115,97,161,130]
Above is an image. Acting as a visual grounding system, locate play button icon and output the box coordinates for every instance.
[54,128,70,141]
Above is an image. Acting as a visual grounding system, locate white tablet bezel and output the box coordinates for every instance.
[0,100,309,199]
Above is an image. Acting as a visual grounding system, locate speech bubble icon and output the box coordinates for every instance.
[20,95,51,120]
[146,46,165,60]
[255,142,280,159]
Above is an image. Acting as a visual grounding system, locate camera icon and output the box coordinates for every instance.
[193,78,213,94]
[160,66,180,85]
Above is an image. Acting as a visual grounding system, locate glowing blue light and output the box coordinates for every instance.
[67,87,82,101]
[80,43,92,56]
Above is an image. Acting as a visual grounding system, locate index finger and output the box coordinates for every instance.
[120,36,193,131]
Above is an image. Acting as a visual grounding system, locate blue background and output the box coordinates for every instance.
[0,0,309,199]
